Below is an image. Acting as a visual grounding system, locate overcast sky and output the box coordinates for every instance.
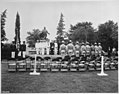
[0,0,119,43]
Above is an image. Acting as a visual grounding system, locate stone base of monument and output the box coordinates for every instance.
[30,71,40,75]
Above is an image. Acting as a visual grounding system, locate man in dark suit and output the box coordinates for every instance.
[50,41,55,55]
[20,41,26,59]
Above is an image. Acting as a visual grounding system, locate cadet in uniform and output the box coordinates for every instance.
[67,40,75,57]
[94,43,99,57]
[36,40,40,55]
[54,41,58,55]
[85,42,91,56]
[75,41,80,57]
[91,43,95,56]
[80,42,86,56]
[60,41,67,58]
[21,41,26,59]
[98,43,102,56]
[50,41,55,55]
[11,41,16,59]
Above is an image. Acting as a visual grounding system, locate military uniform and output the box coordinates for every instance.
[67,41,75,56]
[91,44,95,56]
[11,42,16,59]
[94,43,99,57]
[75,42,80,57]
[50,41,55,55]
[54,42,58,55]
[85,42,91,56]
[60,42,67,57]
[80,43,86,55]
[20,41,26,59]
[98,43,102,56]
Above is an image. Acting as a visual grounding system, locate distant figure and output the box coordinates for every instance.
[112,47,116,57]
[75,41,80,57]
[91,43,95,56]
[85,42,91,56]
[21,41,26,59]
[54,41,58,55]
[57,42,61,55]
[50,41,55,55]
[35,40,40,55]
[94,43,98,57]
[47,41,50,55]
[80,42,86,55]
[11,41,16,59]
[98,43,102,56]
[60,41,67,58]
[67,40,75,56]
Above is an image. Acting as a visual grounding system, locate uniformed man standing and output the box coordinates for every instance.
[67,40,75,57]
[91,43,95,56]
[47,41,50,55]
[11,41,16,59]
[85,42,91,56]
[112,47,116,58]
[60,41,67,58]
[75,41,80,57]
[36,40,40,55]
[17,42,22,60]
[80,42,86,56]
[54,41,58,55]
[21,41,26,59]
[50,41,55,55]
[98,43,102,56]
[94,43,99,57]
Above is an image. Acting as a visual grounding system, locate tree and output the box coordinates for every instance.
[26,28,50,47]
[56,13,65,43]
[14,12,21,49]
[1,9,8,41]
[68,22,96,43]
[97,20,118,52]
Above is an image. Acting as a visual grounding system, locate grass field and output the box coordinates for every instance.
[1,61,118,93]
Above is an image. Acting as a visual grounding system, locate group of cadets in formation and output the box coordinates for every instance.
[59,40,103,62]
[60,40,102,56]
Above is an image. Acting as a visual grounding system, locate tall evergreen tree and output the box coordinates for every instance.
[56,13,65,43]
[14,12,21,49]
[1,9,7,41]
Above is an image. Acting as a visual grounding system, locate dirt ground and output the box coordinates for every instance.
[1,62,118,93]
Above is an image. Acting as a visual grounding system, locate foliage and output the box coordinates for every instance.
[26,28,50,47]
[1,9,8,41]
[68,22,96,43]
[97,20,118,51]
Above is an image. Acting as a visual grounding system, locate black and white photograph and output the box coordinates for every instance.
[1,0,118,93]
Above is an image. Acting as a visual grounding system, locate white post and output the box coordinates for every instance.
[47,47,49,55]
[11,51,15,58]
[97,56,108,76]
[30,53,40,75]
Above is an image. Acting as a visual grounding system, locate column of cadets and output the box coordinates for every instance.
[60,40,103,59]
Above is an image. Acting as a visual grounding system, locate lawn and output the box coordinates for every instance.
[1,61,118,93]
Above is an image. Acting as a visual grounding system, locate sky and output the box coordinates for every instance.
[0,0,119,43]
